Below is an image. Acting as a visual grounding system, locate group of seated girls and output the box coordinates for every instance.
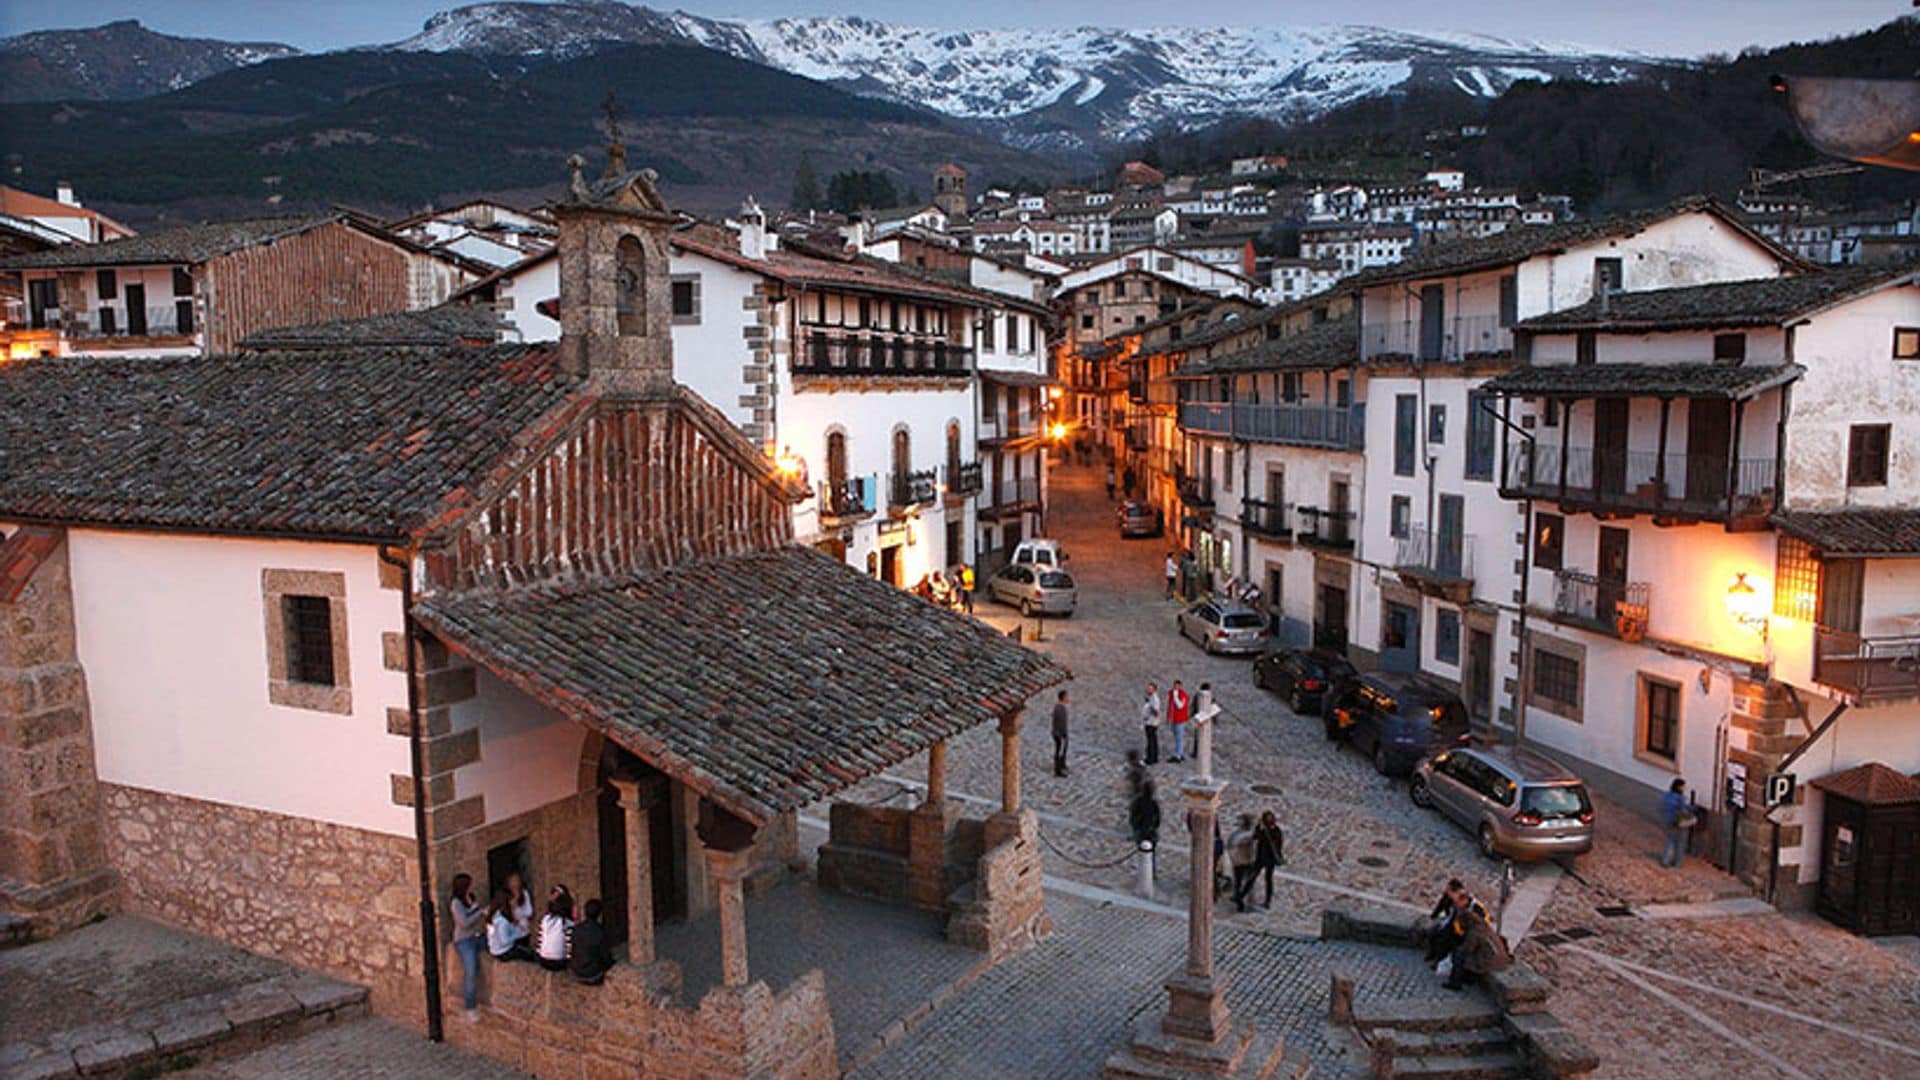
[482,874,616,984]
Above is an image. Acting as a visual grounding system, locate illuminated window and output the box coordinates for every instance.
[1774,536,1820,621]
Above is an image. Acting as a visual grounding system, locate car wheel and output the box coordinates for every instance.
[1409,777,1433,808]
[1372,743,1392,775]
[1478,824,1499,859]
[1288,687,1306,714]
[1020,598,1035,617]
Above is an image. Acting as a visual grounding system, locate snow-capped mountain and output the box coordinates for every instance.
[393,2,1664,151]
[0,19,298,102]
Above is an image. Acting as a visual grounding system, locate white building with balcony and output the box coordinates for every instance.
[1349,198,1802,748]
[1486,265,1920,914]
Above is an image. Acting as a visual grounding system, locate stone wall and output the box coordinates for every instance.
[1726,676,1807,904]
[946,810,1050,961]
[0,526,117,937]
[447,955,836,1080]
[100,783,425,1018]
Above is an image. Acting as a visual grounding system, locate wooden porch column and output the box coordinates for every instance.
[1726,399,1747,520]
[998,710,1023,814]
[610,778,656,965]
[926,739,948,807]
[704,846,751,988]
[1557,398,1572,497]
[1654,397,1672,501]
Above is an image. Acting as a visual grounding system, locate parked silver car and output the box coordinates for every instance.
[1176,600,1270,655]
[988,564,1078,616]
[1115,500,1164,538]
[1410,746,1594,861]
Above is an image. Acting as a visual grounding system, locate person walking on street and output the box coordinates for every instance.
[1165,552,1179,600]
[1051,689,1071,777]
[1227,813,1257,913]
[1167,680,1191,763]
[1139,682,1162,764]
[1660,778,1694,868]
[1252,811,1286,909]
[1105,464,1117,499]
[959,564,975,613]
[1130,780,1162,850]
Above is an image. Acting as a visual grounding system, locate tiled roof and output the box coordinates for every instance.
[237,302,503,349]
[1516,266,1914,332]
[673,235,1019,312]
[1771,509,1920,557]
[1174,314,1359,377]
[0,213,347,269]
[1476,363,1800,399]
[414,546,1071,824]
[1811,762,1920,807]
[0,345,586,539]
[1344,198,1791,289]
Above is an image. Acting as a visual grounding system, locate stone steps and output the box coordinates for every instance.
[1385,1026,1513,1057]
[1352,998,1503,1033]
[0,972,367,1079]
[1387,1049,1529,1080]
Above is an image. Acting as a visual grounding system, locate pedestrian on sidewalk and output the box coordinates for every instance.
[448,873,487,1020]
[1252,811,1286,909]
[959,564,975,613]
[1124,749,1147,802]
[1139,681,1162,764]
[1227,813,1257,913]
[1051,689,1071,777]
[1105,463,1117,499]
[1164,551,1178,600]
[1166,680,1191,763]
[1130,780,1162,849]
[1445,904,1511,992]
[1659,778,1694,868]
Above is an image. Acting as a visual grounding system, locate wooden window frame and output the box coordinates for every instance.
[1635,673,1681,766]
[1529,635,1585,722]
[1846,424,1890,488]
[1892,326,1919,360]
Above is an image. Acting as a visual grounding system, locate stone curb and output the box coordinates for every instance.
[0,973,368,1078]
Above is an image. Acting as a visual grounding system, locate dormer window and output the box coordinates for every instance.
[1713,333,1746,365]
[1593,257,1623,297]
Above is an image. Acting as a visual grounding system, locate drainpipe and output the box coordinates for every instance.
[379,544,443,1043]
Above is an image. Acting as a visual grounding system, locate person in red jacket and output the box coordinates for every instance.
[1166,680,1191,763]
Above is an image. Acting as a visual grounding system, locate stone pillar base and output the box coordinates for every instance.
[1162,972,1232,1044]
[907,801,955,912]
[1101,1013,1299,1080]
[0,866,118,941]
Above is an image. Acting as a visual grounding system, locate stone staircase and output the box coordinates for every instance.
[1350,999,1528,1080]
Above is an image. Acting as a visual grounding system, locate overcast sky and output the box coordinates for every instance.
[0,0,1903,59]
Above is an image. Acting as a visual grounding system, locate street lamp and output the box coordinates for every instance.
[1726,572,1769,640]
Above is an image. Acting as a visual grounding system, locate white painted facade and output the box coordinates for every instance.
[20,265,201,357]
[1058,247,1253,301]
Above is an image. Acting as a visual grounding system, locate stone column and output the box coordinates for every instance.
[610,778,656,965]
[704,847,751,988]
[1165,776,1231,1043]
[909,739,955,911]
[998,710,1023,815]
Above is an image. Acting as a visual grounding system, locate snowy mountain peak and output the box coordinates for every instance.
[398,3,1666,151]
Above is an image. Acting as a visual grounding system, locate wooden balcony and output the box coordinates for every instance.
[1393,528,1476,602]
[1549,570,1652,640]
[1814,627,1920,704]
[1502,444,1778,528]
[1240,498,1291,541]
[794,335,972,378]
[818,478,876,526]
[1296,507,1355,552]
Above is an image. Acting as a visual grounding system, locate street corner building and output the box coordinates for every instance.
[0,152,1069,1078]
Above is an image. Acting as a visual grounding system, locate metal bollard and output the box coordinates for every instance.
[1136,840,1156,900]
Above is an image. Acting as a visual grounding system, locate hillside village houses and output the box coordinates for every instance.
[0,211,481,359]
[459,197,1055,586]
[0,149,1068,1076]
[386,199,559,270]
[1112,195,1920,921]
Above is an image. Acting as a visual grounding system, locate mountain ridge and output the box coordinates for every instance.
[0,19,298,103]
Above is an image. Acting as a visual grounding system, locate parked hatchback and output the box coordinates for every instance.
[988,564,1078,617]
[1176,600,1270,655]
[1324,673,1470,775]
[1115,501,1164,538]
[1253,647,1358,716]
[1411,746,1594,861]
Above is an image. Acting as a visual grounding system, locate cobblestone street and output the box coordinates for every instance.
[839,457,1920,1077]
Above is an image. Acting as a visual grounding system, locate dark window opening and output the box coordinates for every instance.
[284,595,336,686]
[1847,424,1890,487]
[1532,649,1580,711]
[1576,332,1597,366]
[1713,333,1746,364]
[1533,512,1564,571]
[1642,678,1679,760]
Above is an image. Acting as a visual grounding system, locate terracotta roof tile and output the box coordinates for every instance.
[0,213,347,269]
[1517,266,1914,332]
[1811,762,1920,806]
[1478,363,1800,399]
[0,345,586,539]
[1772,509,1920,557]
[237,302,504,349]
[414,546,1071,823]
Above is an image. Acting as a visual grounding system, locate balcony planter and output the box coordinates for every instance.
[1615,613,1647,643]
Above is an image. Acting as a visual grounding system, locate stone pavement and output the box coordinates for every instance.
[176,1017,525,1079]
[653,876,986,1069]
[852,888,1448,1080]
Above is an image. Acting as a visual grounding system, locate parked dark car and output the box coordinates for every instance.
[1116,500,1164,538]
[1324,673,1471,776]
[1252,647,1357,716]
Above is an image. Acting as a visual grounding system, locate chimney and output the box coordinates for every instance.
[55,182,77,207]
[548,146,678,395]
[737,197,768,261]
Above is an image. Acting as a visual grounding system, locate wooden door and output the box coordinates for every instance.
[1418,284,1445,361]
[1467,629,1494,722]
[1685,400,1731,505]
[1597,527,1630,623]
[1594,399,1629,495]
[124,283,147,335]
[1862,807,1919,935]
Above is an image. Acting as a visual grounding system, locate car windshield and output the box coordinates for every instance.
[1222,613,1265,629]
[1522,785,1591,818]
[1040,571,1074,588]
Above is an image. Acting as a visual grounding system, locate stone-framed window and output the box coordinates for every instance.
[670,273,701,325]
[263,569,351,714]
[1528,634,1584,723]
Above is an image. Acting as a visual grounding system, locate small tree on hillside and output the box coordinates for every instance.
[790,152,821,211]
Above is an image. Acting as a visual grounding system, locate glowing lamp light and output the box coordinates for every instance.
[773,446,806,484]
[1050,422,1068,441]
[1725,572,1768,636]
